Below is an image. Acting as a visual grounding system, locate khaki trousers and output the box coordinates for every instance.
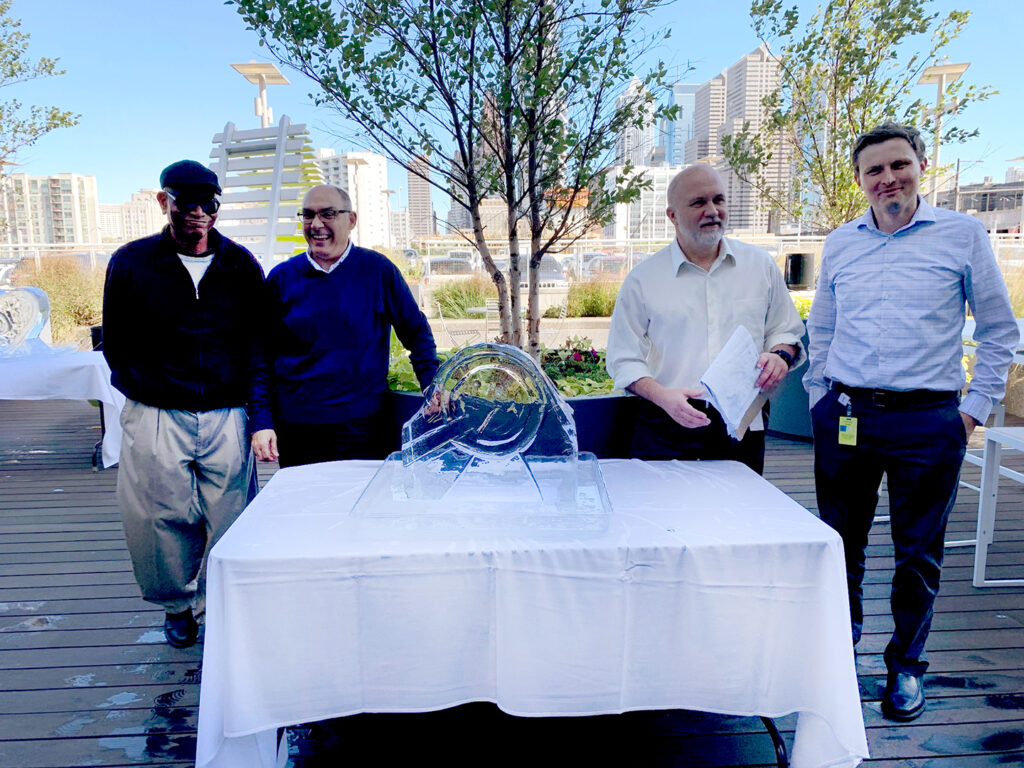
[117,400,256,613]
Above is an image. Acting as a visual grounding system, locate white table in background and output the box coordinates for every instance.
[974,426,1024,587]
[196,459,869,768]
[0,350,124,467]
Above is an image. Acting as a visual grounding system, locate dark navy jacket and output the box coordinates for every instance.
[102,227,266,413]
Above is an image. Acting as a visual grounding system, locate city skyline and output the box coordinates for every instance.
[7,0,1023,215]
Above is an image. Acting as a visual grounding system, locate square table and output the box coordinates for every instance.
[0,350,124,467]
[196,459,869,768]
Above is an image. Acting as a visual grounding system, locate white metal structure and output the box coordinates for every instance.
[209,116,323,269]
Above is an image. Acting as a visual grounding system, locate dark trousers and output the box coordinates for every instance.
[811,388,966,676]
[629,399,767,475]
[276,415,394,468]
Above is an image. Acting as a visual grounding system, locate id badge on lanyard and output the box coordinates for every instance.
[837,392,857,446]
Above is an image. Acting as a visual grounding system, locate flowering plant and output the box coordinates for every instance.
[540,336,615,396]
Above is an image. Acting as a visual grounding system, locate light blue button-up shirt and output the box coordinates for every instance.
[803,198,1018,425]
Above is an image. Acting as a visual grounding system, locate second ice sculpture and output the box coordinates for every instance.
[0,287,50,356]
[351,343,611,530]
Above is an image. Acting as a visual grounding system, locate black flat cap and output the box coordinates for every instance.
[159,160,222,194]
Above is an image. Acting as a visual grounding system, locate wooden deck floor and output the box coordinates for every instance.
[0,398,1022,767]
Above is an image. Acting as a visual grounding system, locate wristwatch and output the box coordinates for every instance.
[771,349,795,368]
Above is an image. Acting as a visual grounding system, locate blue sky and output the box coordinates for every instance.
[8,0,1024,208]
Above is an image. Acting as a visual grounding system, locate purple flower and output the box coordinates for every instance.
[573,352,583,361]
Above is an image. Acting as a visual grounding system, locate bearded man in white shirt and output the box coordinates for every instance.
[606,165,805,473]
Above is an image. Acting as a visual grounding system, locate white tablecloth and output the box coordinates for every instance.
[196,459,869,768]
[0,351,124,467]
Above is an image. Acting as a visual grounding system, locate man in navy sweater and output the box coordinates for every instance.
[250,184,438,467]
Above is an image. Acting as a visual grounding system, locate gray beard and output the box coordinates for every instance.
[693,225,723,248]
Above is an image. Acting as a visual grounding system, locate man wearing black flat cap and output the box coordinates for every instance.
[103,160,266,649]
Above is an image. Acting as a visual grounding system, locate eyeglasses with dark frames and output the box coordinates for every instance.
[298,208,351,222]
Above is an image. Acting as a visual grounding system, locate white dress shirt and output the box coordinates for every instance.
[606,237,806,430]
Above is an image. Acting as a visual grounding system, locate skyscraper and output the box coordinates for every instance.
[616,77,657,167]
[407,156,435,238]
[719,45,791,232]
[684,74,727,165]
[661,82,699,166]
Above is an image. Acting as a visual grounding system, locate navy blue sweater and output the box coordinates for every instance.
[250,247,437,431]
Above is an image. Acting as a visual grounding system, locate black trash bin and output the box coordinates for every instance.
[785,252,812,290]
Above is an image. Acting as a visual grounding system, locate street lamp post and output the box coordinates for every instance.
[230,62,290,128]
[918,62,970,206]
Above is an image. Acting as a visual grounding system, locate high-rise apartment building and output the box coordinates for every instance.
[684,74,726,165]
[98,190,163,243]
[391,207,411,251]
[0,173,101,244]
[661,82,699,166]
[615,77,657,167]
[315,149,392,250]
[407,155,435,238]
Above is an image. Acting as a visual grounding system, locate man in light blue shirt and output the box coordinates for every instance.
[804,122,1018,721]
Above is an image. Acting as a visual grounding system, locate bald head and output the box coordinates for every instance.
[666,166,728,257]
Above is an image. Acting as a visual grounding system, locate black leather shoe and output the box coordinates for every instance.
[164,609,198,649]
[882,672,925,721]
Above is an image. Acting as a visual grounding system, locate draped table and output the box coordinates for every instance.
[0,350,124,467]
[196,458,869,768]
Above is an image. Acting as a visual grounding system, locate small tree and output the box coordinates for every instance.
[720,0,993,232]
[0,0,79,232]
[232,0,675,355]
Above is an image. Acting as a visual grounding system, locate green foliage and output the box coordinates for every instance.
[566,278,619,317]
[13,256,103,344]
[0,0,79,233]
[433,275,496,318]
[230,0,676,354]
[791,293,812,320]
[721,0,994,232]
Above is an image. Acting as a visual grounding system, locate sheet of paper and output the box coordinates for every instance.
[699,326,764,440]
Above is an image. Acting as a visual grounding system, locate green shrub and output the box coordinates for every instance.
[13,255,104,345]
[433,275,495,318]
[791,294,812,320]
[566,279,619,317]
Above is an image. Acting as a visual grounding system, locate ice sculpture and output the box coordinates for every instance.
[351,343,611,530]
[0,287,51,356]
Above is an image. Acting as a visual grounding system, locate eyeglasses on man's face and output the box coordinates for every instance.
[164,189,220,215]
[299,208,352,222]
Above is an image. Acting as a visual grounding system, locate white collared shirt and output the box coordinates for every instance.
[606,237,805,429]
[305,240,353,274]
